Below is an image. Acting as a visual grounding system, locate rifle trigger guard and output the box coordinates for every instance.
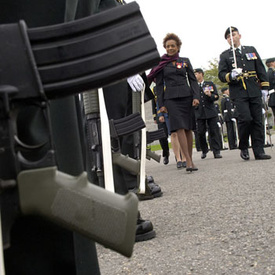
[14,135,48,150]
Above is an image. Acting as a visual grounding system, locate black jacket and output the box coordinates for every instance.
[221,94,235,122]
[195,80,219,119]
[156,57,200,108]
[218,45,269,100]
[267,67,275,107]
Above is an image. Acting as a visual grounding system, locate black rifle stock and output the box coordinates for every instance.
[0,1,160,258]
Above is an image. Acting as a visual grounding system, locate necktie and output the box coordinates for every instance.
[236,48,241,54]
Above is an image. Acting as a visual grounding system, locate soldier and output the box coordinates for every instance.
[220,87,238,150]
[151,87,170,165]
[1,1,157,274]
[266,58,275,122]
[214,102,226,150]
[218,26,271,160]
[194,68,222,159]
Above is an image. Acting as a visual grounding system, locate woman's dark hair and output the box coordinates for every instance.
[163,33,182,51]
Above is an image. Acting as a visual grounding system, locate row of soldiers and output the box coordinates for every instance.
[0,0,164,274]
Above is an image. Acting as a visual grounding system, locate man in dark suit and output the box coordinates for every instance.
[218,26,271,160]
[266,58,275,122]
[194,68,222,159]
[220,87,238,150]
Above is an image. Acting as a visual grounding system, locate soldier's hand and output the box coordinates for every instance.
[159,116,165,123]
[192,99,199,107]
[127,74,144,92]
[159,106,168,113]
[203,87,211,97]
[231,68,242,80]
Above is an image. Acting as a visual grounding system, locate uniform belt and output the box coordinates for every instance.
[237,71,257,90]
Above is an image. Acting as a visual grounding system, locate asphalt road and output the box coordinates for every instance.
[96,145,275,275]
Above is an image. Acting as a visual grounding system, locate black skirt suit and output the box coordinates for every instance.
[156,57,200,132]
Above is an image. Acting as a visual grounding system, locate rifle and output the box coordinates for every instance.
[132,92,165,164]
[0,2,159,258]
[132,88,147,193]
[131,89,166,195]
[146,129,166,162]
[217,113,227,150]
[83,89,145,186]
[110,112,145,175]
[262,98,273,149]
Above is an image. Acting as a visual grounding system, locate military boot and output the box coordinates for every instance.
[135,211,156,242]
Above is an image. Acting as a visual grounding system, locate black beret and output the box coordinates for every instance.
[224,26,238,39]
[194,68,204,74]
[266,58,275,65]
[221,87,229,93]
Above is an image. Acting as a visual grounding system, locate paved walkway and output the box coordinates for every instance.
[96,145,275,275]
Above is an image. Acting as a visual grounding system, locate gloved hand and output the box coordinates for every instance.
[127,74,144,92]
[261,90,268,103]
[231,68,243,80]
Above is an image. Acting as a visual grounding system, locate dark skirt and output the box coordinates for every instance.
[165,96,195,132]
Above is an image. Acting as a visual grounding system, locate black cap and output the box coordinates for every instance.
[266,58,275,65]
[194,68,204,74]
[221,87,229,93]
[224,26,238,39]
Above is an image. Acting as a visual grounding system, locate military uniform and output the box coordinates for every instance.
[221,92,237,149]
[267,65,275,117]
[151,89,170,163]
[1,1,156,274]
[218,44,269,158]
[194,79,222,157]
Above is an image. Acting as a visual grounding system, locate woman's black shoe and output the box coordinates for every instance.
[186,167,193,172]
[176,161,183,169]
[182,161,186,168]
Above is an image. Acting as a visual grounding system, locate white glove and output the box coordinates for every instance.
[231,68,243,80]
[127,74,144,92]
[261,90,268,102]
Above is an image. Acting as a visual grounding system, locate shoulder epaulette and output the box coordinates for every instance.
[221,49,230,55]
